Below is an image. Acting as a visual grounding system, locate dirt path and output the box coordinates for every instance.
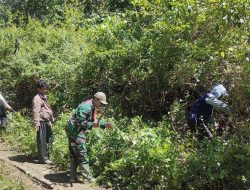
[0,142,107,190]
[0,159,47,190]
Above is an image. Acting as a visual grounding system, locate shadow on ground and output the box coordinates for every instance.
[44,172,69,184]
[9,154,38,164]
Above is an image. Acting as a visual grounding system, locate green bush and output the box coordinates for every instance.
[0,0,249,189]
[1,113,249,189]
[2,112,36,155]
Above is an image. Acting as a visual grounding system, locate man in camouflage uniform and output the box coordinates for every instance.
[65,92,111,183]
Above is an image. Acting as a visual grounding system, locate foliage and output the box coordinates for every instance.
[50,112,71,168]
[2,112,36,155]
[1,112,249,189]
[0,0,249,119]
[0,164,26,190]
[88,117,182,189]
[0,0,249,189]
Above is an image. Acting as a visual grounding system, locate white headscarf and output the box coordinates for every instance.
[210,84,228,98]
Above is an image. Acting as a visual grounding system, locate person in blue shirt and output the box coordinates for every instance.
[187,84,230,139]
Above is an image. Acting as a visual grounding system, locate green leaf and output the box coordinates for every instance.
[221,51,225,58]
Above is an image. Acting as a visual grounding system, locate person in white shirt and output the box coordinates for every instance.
[0,92,13,129]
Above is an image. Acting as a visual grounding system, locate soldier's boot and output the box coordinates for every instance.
[79,163,95,183]
[69,159,78,183]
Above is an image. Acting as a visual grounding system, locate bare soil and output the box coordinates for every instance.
[0,159,47,190]
[0,142,107,190]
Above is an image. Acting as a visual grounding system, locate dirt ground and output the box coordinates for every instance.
[0,142,107,190]
[0,159,47,190]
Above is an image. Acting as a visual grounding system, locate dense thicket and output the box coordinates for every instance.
[0,0,249,119]
[0,0,249,189]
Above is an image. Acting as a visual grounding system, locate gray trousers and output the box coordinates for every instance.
[36,121,53,163]
[0,106,7,128]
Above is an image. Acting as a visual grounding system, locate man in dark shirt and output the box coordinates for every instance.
[187,84,230,139]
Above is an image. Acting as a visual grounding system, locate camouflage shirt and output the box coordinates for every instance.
[66,99,106,138]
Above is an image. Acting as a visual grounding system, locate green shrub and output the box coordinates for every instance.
[0,1,249,189]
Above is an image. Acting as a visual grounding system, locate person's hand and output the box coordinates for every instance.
[92,120,99,128]
[48,121,52,127]
[105,123,112,129]
[34,126,39,132]
[7,106,15,112]
[214,122,219,127]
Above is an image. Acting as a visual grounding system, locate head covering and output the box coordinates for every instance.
[210,84,228,98]
[94,92,108,105]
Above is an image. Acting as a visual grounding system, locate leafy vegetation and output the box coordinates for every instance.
[0,0,249,189]
[0,161,26,190]
[2,113,249,189]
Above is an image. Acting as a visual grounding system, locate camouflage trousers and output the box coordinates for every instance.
[65,124,94,182]
[67,131,89,165]
[67,131,93,182]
